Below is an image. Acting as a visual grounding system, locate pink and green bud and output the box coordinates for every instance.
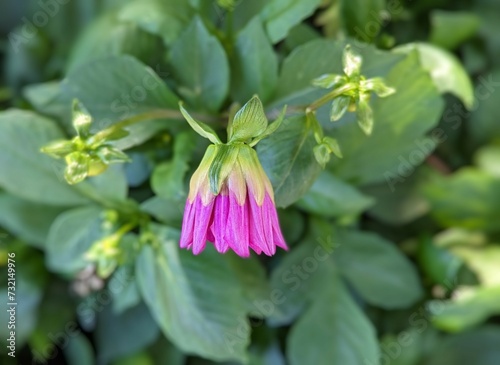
[179,97,288,257]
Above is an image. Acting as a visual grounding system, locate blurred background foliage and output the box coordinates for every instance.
[0,0,500,364]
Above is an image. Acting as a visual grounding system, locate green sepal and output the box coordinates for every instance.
[40,139,75,158]
[249,105,286,147]
[323,137,343,158]
[64,151,89,185]
[343,45,362,78]
[179,102,222,144]
[72,99,92,138]
[312,74,346,90]
[207,144,239,195]
[330,95,351,121]
[228,96,268,143]
[314,143,331,168]
[357,97,374,135]
[361,77,396,97]
[97,145,131,164]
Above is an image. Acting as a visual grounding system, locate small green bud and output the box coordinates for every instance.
[96,145,131,164]
[72,100,92,138]
[228,96,268,143]
[330,95,351,121]
[343,45,362,78]
[217,0,236,10]
[40,140,75,158]
[88,156,108,177]
[313,143,331,168]
[64,152,89,185]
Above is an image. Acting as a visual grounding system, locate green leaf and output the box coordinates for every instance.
[169,17,229,112]
[424,168,500,233]
[262,0,323,43]
[356,98,374,135]
[140,196,184,227]
[64,334,95,365]
[395,43,474,109]
[229,96,268,142]
[334,229,423,309]
[340,0,386,42]
[257,116,321,208]
[0,110,90,206]
[431,286,500,332]
[231,18,278,103]
[96,303,159,364]
[287,273,379,365]
[136,225,250,362]
[67,11,163,72]
[110,265,142,315]
[450,245,500,287]
[46,206,103,274]
[430,10,480,50]
[0,193,65,249]
[118,0,194,45]
[151,132,195,200]
[424,326,500,365]
[297,171,374,218]
[62,55,179,130]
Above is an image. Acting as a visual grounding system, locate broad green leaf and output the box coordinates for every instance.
[231,18,278,103]
[334,229,423,308]
[151,132,195,200]
[62,56,179,131]
[361,167,433,225]
[0,193,65,249]
[287,273,379,365]
[67,11,163,72]
[297,171,374,218]
[118,0,194,45]
[424,168,500,233]
[340,0,386,42]
[169,17,229,112]
[23,81,72,131]
[430,11,480,50]
[257,116,321,208]
[262,0,322,43]
[64,334,95,365]
[96,303,160,364]
[110,265,142,315]
[46,206,103,274]
[136,225,250,362]
[0,110,90,206]
[395,43,474,109]
[431,286,500,332]
[424,327,500,365]
[417,236,462,286]
[140,196,184,227]
[468,68,500,148]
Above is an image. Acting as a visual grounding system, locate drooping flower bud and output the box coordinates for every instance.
[179,96,288,257]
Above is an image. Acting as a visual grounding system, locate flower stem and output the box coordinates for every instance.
[306,84,357,114]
